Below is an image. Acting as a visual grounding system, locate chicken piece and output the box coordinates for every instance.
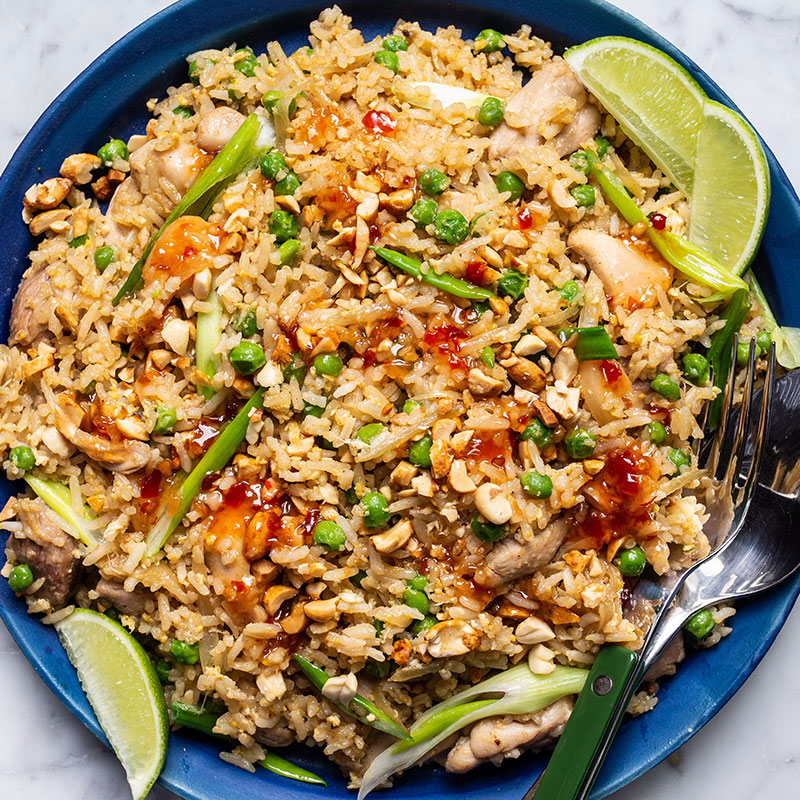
[491,60,601,158]
[568,229,673,311]
[4,497,81,608]
[196,107,245,152]
[474,519,568,588]
[141,215,224,299]
[9,265,53,345]
[129,138,209,197]
[445,698,574,773]
[94,578,147,616]
[53,393,152,473]
[104,177,144,250]
[643,633,686,683]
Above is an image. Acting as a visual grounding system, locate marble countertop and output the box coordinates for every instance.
[0,1,798,798]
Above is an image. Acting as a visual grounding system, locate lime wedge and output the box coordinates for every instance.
[565,36,770,275]
[55,609,169,800]
[689,101,770,274]
[564,36,705,193]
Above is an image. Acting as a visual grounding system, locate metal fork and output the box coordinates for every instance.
[527,338,777,800]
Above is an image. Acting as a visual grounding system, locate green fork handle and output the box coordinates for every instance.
[527,645,639,800]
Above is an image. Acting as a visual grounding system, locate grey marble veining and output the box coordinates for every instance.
[0,1,798,799]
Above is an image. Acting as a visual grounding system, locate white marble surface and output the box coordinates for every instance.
[0,1,799,798]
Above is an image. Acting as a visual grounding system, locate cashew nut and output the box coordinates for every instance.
[23,177,73,211]
[425,620,481,658]
[321,672,358,705]
[60,153,102,185]
[515,616,556,645]
[513,334,546,357]
[467,368,503,397]
[448,460,477,494]
[552,347,578,385]
[280,601,309,634]
[303,597,340,621]
[527,643,556,674]
[473,482,512,525]
[265,585,298,616]
[371,519,413,554]
[29,209,72,236]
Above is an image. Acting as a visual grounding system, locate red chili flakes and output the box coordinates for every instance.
[517,205,533,231]
[362,109,396,134]
[423,323,470,369]
[465,260,491,285]
[363,349,376,368]
[650,213,666,230]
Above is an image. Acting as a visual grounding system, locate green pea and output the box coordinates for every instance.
[261,90,282,114]
[302,402,325,419]
[313,352,343,377]
[361,491,391,528]
[474,28,505,53]
[403,587,429,614]
[274,172,301,196]
[479,346,495,368]
[170,639,199,665]
[282,352,305,385]
[684,608,715,640]
[519,419,552,449]
[668,448,691,476]
[495,171,525,202]
[155,659,172,684]
[408,197,438,227]
[382,34,408,52]
[152,407,177,435]
[8,563,34,593]
[229,341,266,375]
[478,97,504,127]
[402,399,420,414]
[593,135,609,158]
[564,429,596,459]
[313,520,346,551]
[97,139,129,165]
[9,446,35,472]
[357,423,384,444]
[408,434,432,467]
[497,269,528,300]
[93,246,115,273]
[569,150,591,176]
[68,234,88,249]
[268,209,298,243]
[471,515,505,542]
[232,309,258,338]
[651,374,681,401]
[570,184,596,207]
[173,105,194,118]
[234,49,258,77]
[520,470,553,499]
[736,340,751,366]
[558,279,581,304]
[410,614,438,636]
[259,149,286,180]
[278,238,301,265]
[756,330,772,353]
[373,50,399,73]
[682,353,710,385]
[350,569,367,587]
[408,575,429,591]
[418,168,449,196]
[433,209,469,245]
[647,420,667,445]
[615,546,646,576]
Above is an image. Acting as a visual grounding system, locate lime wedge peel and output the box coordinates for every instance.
[55,609,169,800]
[564,35,770,278]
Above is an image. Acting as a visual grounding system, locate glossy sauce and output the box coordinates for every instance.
[295,105,351,149]
[317,184,358,225]
[465,260,491,285]
[362,109,397,134]
[142,216,223,289]
[423,323,474,371]
[465,430,511,468]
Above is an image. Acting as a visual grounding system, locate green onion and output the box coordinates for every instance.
[195,287,223,399]
[572,326,617,361]
[706,288,751,429]
[370,247,496,301]
[583,149,748,300]
[292,654,412,741]
[23,475,100,547]
[170,702,326,785]
[144,389,265,557]
[358,663,588,798]
[113,113,275,305]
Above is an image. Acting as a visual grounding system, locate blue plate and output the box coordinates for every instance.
[1,1,798,798]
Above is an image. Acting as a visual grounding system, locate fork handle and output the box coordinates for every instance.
[527,646,638,800]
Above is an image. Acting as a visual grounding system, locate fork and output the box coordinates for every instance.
[527,338,777,800]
